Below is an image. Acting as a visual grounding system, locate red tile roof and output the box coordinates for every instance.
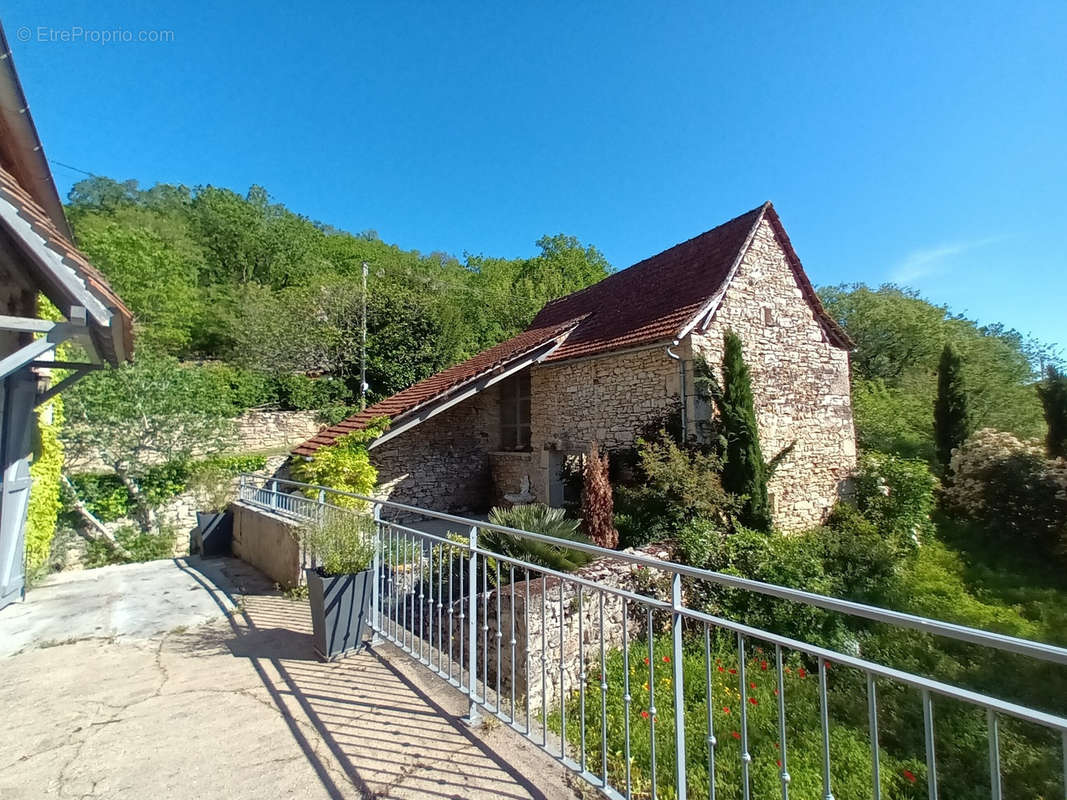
[294,201,849,455]
[292,317,584,456]
[0,166,135,362]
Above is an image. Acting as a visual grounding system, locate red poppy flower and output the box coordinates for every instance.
[749,697,758,705]
[760,660,768,671]
[902,769,916,784]
[717,666,725,673]
[749,682,756,689]
[731,731,741,740]
[641,710,649,719]
[729,668,737,674]
[773,689,779,696]
[776,759,782,768]
[643,657,650,666]
[662,656,670,663]
[723,706,731,714]
[798,668,807,679]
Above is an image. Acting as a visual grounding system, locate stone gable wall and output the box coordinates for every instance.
[689,217,856,530]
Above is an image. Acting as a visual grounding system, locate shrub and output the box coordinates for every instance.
[301,511,375,575]
[290,417,389,508]
[84,524,177,568]
[853,451,937,543]
[944,429,1067,557]
[581,441,618,549]
[273,374,353,411]
[484,504,594,573]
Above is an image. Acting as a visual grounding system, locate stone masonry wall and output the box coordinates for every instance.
[66,409,324,472]
[528,347,680,502]
[370,383,501,514]
[690,217,856,531]
[406,543,673,714]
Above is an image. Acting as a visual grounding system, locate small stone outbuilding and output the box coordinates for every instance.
[294,203,856,532]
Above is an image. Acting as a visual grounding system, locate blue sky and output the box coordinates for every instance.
[6,1,1066,349]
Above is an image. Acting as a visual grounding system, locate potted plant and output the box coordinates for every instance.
[301,511,376,661]
[189,465,236,557]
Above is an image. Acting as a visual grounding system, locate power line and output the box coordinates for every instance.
[48,158,96,177]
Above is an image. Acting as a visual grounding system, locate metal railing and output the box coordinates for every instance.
[238,473,1067,800]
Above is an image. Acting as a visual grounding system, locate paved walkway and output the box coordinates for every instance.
[0,558,579,800]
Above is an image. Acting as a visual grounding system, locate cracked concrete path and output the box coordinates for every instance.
[0,558,580,800]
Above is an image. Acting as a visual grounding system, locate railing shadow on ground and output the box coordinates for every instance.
[176,556,554,800]
[234,474,1067,800]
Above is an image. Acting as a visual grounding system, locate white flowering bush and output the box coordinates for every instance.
[945,428,1067,558]
[853,452,938,544]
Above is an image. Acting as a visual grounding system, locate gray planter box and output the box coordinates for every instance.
[306,567,373,661]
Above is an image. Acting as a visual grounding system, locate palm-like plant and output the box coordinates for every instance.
[483,504,595,574]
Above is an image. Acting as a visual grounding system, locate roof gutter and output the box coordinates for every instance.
[0,23,74,239]
[665,339,687,438]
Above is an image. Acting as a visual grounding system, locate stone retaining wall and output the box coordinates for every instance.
[404,543,673,713]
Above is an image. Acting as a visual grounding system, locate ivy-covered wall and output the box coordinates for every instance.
[26,397,64,575]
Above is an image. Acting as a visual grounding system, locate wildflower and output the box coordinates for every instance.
[797,668,807,679]
[643,682,649,691]
[729,668,737,674]
[643,657,650,666]
[662,655,670,663]
[760,660,768,671]
[731,731,741,740]
[774,742,779,749]
[723,706,731,714]
[784,666,791,674]
[749,682,756,689]
[641,710,649,719]
[717,665,725,673]
[776,759,782,768]
[773,689,779,696]
[749,697,758,705]
[902,769,916,784]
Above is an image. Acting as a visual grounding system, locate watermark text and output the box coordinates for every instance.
[16,26,175,45]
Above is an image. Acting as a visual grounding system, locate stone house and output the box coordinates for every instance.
[294,202,856,531]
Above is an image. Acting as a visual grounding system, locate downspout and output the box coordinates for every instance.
[665,339,687,440]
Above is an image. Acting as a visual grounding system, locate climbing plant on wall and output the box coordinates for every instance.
[25,397,64,576]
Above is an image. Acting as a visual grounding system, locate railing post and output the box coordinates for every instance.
[671,571,688,800]
[464,524,481,725]
[317,488,325,524]
[238,473,246,502]
[270,479,278,510]
[370,503,383,646]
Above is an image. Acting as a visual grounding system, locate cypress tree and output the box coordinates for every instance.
[1038,365,1067,459]
[933,342,972,472]
[718,330,773,531]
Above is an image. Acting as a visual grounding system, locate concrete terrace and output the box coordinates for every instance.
[0,558,578,800]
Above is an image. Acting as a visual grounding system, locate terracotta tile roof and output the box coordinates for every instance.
[0,166,135,362]
[294,201,849,455]
[531,202,849,361]
[292,318,584,456]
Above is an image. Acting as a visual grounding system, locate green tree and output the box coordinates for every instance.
[718,330,772,531]
[934,342,972,472]
[61,355,235,533]
[1038,366,1067,459]
[820,284,1047,460]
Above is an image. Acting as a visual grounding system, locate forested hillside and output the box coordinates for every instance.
[65,176,612,411]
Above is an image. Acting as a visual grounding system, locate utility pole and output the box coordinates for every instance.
[360,260,369,407]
